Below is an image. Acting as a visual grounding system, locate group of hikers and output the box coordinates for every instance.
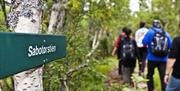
[112,19,180,91]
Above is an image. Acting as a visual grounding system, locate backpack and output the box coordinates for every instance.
[117,36,136,60]
[150,28,169,57]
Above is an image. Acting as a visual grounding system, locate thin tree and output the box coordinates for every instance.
[47,0,67,34]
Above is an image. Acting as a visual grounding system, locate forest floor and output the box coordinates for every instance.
[97,57,161,91]
[104,63,148,91]
[105,67,123,86]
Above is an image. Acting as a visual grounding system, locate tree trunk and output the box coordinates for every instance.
[86,28,104,57]
[47,0,66,34]
[175,0,180,32]
[7,0,44,91]
[47,0,67,90]
[0,80,2,91]
[176,15,180,32]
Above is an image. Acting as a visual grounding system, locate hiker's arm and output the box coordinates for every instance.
[112,36,120,56]
[164,58,175,84]
[112,47,117,56]
[165,58,175,76]
[164,38,178,84]
[135,31,139,44]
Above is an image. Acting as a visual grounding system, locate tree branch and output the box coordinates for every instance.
[66,63,89,77]
[65,28,104,79]
[60,27,104,91]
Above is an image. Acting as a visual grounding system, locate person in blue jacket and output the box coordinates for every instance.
[142,19,172,91]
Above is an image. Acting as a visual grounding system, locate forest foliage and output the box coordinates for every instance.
[0,0,180,91]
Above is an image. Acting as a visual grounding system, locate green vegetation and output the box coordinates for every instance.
[154,68,161,91]
[95,57,118,75]
[0,0,180,91]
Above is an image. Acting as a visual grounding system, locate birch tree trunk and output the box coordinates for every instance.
[175,9,180,32]
[47,0,66,34]
[174,0,180,32]
[0,80,2,91]
[47,0,67,90]
[86,28,104,57]
[7,0,44,91]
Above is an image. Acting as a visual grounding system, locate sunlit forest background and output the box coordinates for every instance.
[0,0,180,91]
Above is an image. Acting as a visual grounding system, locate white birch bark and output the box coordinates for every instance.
[174,0,180,32]
[0,80,2,91]
[46,0,67,90]
[7,0,44,91]
[86,28,104,57]
[176,11,180,31]
[47,0,66,34]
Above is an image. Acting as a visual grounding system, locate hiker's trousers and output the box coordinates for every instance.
[147,61,166,91]
[121,65,135,84]
[166,76,180,91]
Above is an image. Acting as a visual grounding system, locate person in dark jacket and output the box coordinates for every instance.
[113,27,140,84]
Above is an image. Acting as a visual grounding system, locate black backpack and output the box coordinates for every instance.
[117,36,136,60]
[150,28,169,57]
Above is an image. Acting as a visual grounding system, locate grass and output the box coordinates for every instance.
[95,57,118,75]
[154,68,161,91]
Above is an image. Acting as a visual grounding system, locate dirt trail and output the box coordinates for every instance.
[105,67,147,90]
[105,68,123,86]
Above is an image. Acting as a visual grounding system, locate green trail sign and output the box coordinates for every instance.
[0,32,66,79]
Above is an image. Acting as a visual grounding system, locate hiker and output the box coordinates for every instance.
[112,28,126,75]
[142,19,172,91]
[164,36,180,91]
[113,27,140,84]
[135,21,148,76]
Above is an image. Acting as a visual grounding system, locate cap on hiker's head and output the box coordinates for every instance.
[152,19,161,28]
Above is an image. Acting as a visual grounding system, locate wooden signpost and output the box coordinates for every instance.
[0,32,66,79]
